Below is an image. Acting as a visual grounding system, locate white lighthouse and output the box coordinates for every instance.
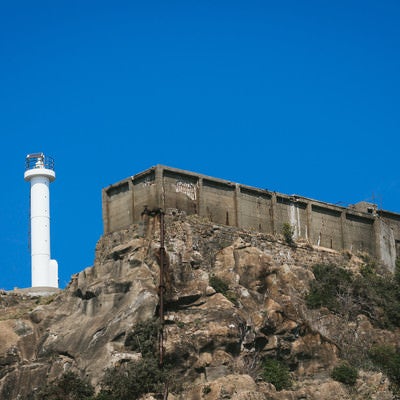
[24,153,58,288]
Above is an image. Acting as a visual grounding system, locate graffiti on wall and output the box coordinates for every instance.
[175,180,197,201]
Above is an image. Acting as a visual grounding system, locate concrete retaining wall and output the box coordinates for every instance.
[102,165,400,271]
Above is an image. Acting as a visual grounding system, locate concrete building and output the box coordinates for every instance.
[102,165,400,272]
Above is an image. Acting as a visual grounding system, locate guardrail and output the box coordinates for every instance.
[25,153,55,171]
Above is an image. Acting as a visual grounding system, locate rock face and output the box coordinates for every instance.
[0,213,398,399]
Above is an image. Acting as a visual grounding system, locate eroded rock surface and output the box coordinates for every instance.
[0,213,398,399]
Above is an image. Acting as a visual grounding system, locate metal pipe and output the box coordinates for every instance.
[158,209,165,367]
[141,206,166,367]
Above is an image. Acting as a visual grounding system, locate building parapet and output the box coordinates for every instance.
[102,165,400,272]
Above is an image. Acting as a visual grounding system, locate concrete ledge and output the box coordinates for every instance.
[11,287,62,297]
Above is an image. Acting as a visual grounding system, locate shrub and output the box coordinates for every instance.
[331,363,358,385]
[353,271,400,328]
[306,264,352,311]
[369,345,400,388]
[395,258,400,284]
[98,357,166,400]
[34,371,94,400]
[262,358,292,391]
[282,223,295,245]
[359,259,376,277]
[209,276,229,295]
[99,317,173,399]
[209,275,238,306]
[124,318,160,356]
[306,262,400,329]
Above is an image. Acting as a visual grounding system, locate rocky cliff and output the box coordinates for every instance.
[0,212,399,399]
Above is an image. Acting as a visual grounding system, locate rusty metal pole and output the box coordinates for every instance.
[141,206,166,367]
[158,209,165,367]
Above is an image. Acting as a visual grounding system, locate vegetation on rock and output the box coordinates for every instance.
[306,262,400,329]
[282,222,295,246]
[306,261,400,392]
[209,275,238,305]
[262,358,292,391]
[97,357,167,400]
[33,371,94,400]
[209,275,229,295]
[369,345,400,393]
[124,318,160,356]
[32,319,169,400]
[331,363,358,386]
[97,318,169,400]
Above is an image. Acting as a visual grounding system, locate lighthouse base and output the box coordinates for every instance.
[31,258,58,288]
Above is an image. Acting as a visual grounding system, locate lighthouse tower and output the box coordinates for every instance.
[24,153,58,288]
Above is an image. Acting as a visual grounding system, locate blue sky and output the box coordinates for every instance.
[1,1,399,289]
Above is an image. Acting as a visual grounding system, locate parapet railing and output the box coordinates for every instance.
[25,153,55,171]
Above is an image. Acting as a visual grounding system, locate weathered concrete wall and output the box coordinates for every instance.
[237,187,273,234]
[310,204,342,249]
[102,165,400,270]
[102,179,133,233]
[376,218,396,268]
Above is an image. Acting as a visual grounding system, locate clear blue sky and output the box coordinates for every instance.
[1,1,399,290]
